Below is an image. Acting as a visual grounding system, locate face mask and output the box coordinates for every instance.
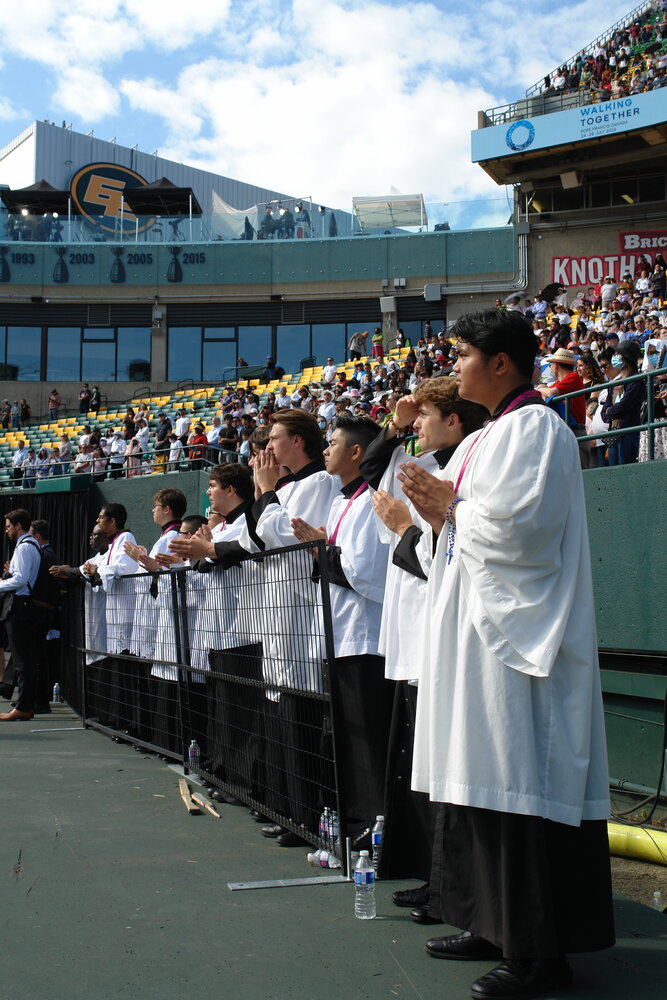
[648,353,660,367]
[318,420,327,430]
[611,356,625,370]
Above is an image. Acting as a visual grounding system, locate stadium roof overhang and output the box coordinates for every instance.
[476,124,667,187]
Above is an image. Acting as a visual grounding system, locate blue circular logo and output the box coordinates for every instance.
[506,119,535,152]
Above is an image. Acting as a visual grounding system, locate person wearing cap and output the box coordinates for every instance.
[601,342,645,466]
[537,348,589,466]
[600,276,618,309]
[318,390,336,423]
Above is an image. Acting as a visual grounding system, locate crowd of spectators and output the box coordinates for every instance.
[4,270,666,487]
[542,6,667,98]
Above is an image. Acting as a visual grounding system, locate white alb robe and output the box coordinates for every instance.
[326,486,389,658]
[376,446,439,682]
[237,470,341,693]
[96,530,139,654]
[411,404,610,827]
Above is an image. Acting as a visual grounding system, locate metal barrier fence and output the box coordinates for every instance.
[62,541,351,867]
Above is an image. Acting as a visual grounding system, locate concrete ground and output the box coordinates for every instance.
[2,705,666,1000]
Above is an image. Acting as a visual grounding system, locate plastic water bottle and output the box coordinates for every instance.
[354,850,376,919]
[52,682,62,704]
[371,814,384,876]
[188,739,201,773]
[330,809,341,856]
[320,807,330,848]
[652,890,664,911]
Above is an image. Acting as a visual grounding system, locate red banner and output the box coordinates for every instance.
[551,253,657,286]
[618,230,667,252]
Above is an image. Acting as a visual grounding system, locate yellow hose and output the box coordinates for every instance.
[608,821,667,865]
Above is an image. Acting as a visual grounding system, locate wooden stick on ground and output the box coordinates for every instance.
[191,793,221,819]
[179,778,201,814]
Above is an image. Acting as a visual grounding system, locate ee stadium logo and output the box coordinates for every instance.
[70,163,153,236]
[505,120,536,152]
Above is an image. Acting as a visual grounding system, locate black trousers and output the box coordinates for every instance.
[328,654,393,825]
[378,681,436,881]
[6,599,43,712]
[429,803,615,959]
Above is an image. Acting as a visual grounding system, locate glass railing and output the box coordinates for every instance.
[0,197,512,246]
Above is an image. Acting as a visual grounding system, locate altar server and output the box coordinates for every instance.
[400,309,614,1000]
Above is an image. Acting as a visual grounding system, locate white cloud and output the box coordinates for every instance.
[53,67,120,120]
[0,0,644,209]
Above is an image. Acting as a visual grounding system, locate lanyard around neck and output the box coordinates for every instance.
[328,482,368,544]
[453,390,541,494]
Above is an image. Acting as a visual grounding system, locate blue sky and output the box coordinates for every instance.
[0,0,634,227]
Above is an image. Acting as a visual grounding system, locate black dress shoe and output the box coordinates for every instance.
[249,809,269,822]
[210,788,241,805]
[261,823,287,838]
[425,931,503,961]
[276,831,309,847]
[470,958,572,999]
[410,906,442,925]
[392,882,430,908]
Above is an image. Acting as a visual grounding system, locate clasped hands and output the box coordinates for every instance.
[371,463,458,537]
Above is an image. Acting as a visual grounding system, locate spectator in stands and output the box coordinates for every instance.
[218,420,238,455]
[135,418,149,457]
[188,423,209,470]
[60,434,72,476]
[372,327,384,358]
[649,264,666,303]
[262,357,285,382]
[49,447,63,478]
[154,412,172,473]
[537,348,589,467]
[167,433,183,471]
[74,444,93,475]
[318,390,336,423]
[322,357,338,385]
[275,386,291,409]
[78,383,91,413]
[125,438,142,477]
[602,342,645,465]
[123,408,136,441]
[89,386,101,415]
[1,399,10,429]
[10,401,20,428]
[11,439,28,487]
[35,448,51,479]
[21,448,36,489]
[108,431,127,479]
[48,389,61,420]
[91,447,108,482]
[174,408,191,447]
[600,275,618,309]
[206,416,222,463]
[348,330,369,360]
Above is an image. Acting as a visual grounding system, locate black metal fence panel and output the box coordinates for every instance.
[70,541,347,861]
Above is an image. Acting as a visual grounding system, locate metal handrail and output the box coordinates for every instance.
[552,363,667,461]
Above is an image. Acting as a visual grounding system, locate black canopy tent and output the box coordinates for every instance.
[122,177,203,217]
[0,179,75,216]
